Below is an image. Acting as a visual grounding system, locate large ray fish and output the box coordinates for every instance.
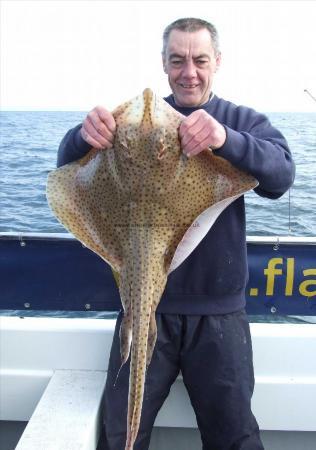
[46,88,257,450]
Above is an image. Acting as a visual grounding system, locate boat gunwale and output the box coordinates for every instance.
[1,231,316,245]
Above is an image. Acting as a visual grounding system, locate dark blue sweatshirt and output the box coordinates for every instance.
[57,94,295,315]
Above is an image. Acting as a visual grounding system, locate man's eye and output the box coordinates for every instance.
[196,60,208,65]
[171,60,182,66]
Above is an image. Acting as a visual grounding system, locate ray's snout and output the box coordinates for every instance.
[141,88,155,131]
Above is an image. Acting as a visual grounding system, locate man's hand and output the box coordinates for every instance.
[179,110,226,157]
[80,106,116,150]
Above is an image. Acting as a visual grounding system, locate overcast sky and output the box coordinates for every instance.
[1,0,316,112]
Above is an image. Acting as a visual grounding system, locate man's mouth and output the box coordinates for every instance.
[178,83,199,89]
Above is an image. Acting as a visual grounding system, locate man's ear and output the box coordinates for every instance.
[215,52,222,72]
[162,53,167,74]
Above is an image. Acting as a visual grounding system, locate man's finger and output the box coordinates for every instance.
[80,126,112,149]
[96,108,116,133]
[180,111,201,130]
[82,120,114,147]
[87,107,116,135]
[180,120,208,150]
[186,137,211,157]
[86,116,115,143]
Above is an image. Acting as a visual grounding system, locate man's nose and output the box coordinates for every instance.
[182,60,197,78]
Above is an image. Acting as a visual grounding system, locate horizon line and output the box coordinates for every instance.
[1,108,316,114]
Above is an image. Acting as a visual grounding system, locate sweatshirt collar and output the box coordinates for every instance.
[163,92,217,116]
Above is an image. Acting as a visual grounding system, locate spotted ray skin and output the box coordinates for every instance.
[46,89,257,450]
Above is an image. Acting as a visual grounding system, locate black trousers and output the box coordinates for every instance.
[101,310,264,450]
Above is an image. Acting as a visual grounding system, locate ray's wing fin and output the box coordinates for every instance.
[46,149,123,273]
[167,151,258,273]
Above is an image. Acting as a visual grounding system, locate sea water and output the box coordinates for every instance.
[1,111,315,235]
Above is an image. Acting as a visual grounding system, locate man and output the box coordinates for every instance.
[58,18,295,450]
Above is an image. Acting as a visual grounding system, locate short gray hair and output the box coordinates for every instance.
[162,17,220,56]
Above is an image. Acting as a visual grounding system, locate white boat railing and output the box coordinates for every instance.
[1,231,316,244]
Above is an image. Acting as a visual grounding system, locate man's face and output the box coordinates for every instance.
[162,28,221,107]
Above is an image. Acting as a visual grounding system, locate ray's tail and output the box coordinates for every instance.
[119,267,165,450]
[118,223,169,450]
[124,303,153,450]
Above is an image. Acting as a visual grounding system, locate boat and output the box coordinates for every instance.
[1,232,316,450]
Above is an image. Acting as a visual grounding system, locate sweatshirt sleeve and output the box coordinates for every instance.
[213,109,295,199]
[57,124,92,167]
